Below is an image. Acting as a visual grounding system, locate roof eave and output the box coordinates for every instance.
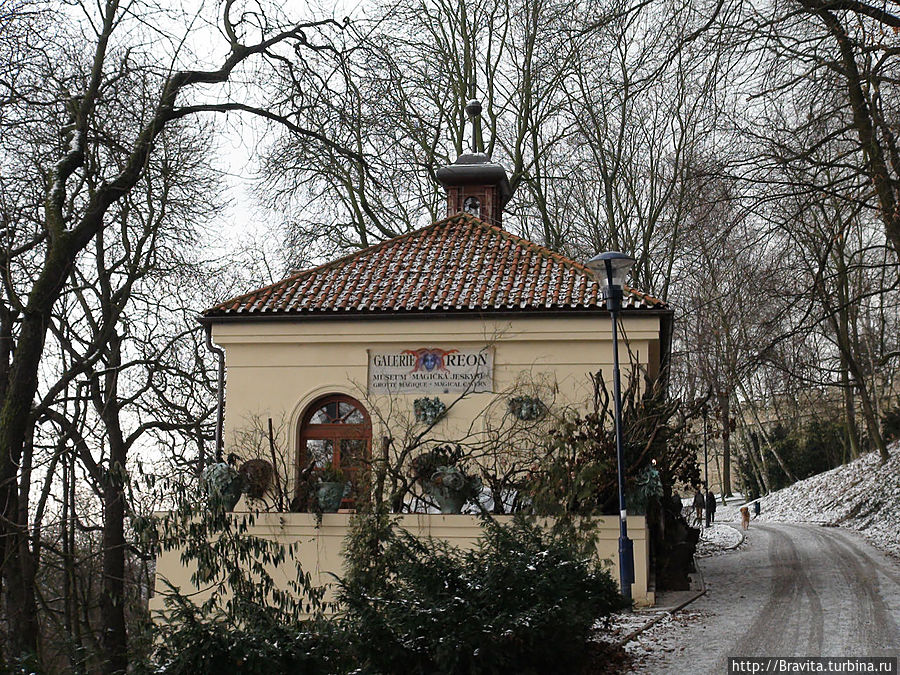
[197,305,672,325]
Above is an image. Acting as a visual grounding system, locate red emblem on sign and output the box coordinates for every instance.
[401,348,459,373]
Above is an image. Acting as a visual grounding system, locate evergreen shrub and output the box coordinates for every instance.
[148,598,345,674]
[339,515,627,675]
[740,420,853,494]
[882,403,900,443]
[149,506,626,673]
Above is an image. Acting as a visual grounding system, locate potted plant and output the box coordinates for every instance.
[426,465,482,514]
[629,463,663,515]
[411,445,481,514]
[200,461,245,511]
[317,466,349,513]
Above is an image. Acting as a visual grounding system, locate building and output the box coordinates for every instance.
[151,103,673,610]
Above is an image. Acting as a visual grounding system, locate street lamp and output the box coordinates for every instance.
[586,251,636,603]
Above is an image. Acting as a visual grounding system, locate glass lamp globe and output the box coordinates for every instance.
[585,251,635,291]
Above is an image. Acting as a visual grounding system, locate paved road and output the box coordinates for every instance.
[634,523,900,673]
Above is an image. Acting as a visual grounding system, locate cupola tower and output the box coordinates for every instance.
[435,99,512,226]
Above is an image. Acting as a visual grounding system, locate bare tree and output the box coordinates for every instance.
[259,0,596,264]
[0,0,358,663]
[704,0,900,261]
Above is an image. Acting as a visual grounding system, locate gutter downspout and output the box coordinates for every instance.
[204,323,225,463]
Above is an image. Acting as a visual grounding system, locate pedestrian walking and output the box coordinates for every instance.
[692,488,705,526]
[705,489,717,527]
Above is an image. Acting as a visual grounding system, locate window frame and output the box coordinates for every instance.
[296,394,372,506]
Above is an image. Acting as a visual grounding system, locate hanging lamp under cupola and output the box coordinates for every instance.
[435,98,513,226]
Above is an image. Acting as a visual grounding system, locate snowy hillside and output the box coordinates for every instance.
[749,441,900,558]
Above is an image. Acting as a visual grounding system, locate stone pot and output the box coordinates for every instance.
[317,481,346,513]
[425,466,478,514]
[429,488,467,514]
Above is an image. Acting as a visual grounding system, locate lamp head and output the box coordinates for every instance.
[585,251,635,292]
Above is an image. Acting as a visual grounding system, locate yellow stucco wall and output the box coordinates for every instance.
[213,313,663,477]
[154,312,663,606]
[149,511,654,615]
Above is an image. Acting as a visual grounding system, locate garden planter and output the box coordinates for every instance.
[427,486,467,514]
[425,468,478,514]
[200,462,245,511]
[411,448,480,515]
[317,481,346,512]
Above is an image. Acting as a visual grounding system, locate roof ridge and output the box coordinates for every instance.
[465,216,593,276]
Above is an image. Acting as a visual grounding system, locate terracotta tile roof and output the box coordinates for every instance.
[204,213,666,318]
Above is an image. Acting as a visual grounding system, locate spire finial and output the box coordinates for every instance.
[465,98,484,153]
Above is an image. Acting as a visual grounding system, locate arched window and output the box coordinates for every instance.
[297,394,371,507]
[463,196,481,218]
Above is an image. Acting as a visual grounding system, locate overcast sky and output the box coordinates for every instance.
[200,0,373,279]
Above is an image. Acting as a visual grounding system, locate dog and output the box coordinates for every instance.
[740,505,750,530]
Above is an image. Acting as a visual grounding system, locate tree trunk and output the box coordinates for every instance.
[807,4,900,259]
[62,450,86,674]
[733,397,770,495]
[834,236,862,463]
[100,477,128,675]
[750,432,772,494]
[717,389,733,497]
[827,264,890,464]
[4,534,39,660]
[95,338,129,675]
[0,239,76,657]
[737,380,797,483]
[743,431,766,496]
[853,374,890,463]
[4,428,40,660]
[713,441,723,496]
[840,352,861,462]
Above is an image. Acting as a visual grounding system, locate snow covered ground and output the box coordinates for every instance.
[713,441,900,558]
[605,442,900,671]
[695,523,743,557]
[621,523,900,673]
[623,609,713,670]
[594,521,743,669]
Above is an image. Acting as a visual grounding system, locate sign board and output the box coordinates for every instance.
[367,346,494,395]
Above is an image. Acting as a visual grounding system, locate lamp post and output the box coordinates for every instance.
[586,251,635,603]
